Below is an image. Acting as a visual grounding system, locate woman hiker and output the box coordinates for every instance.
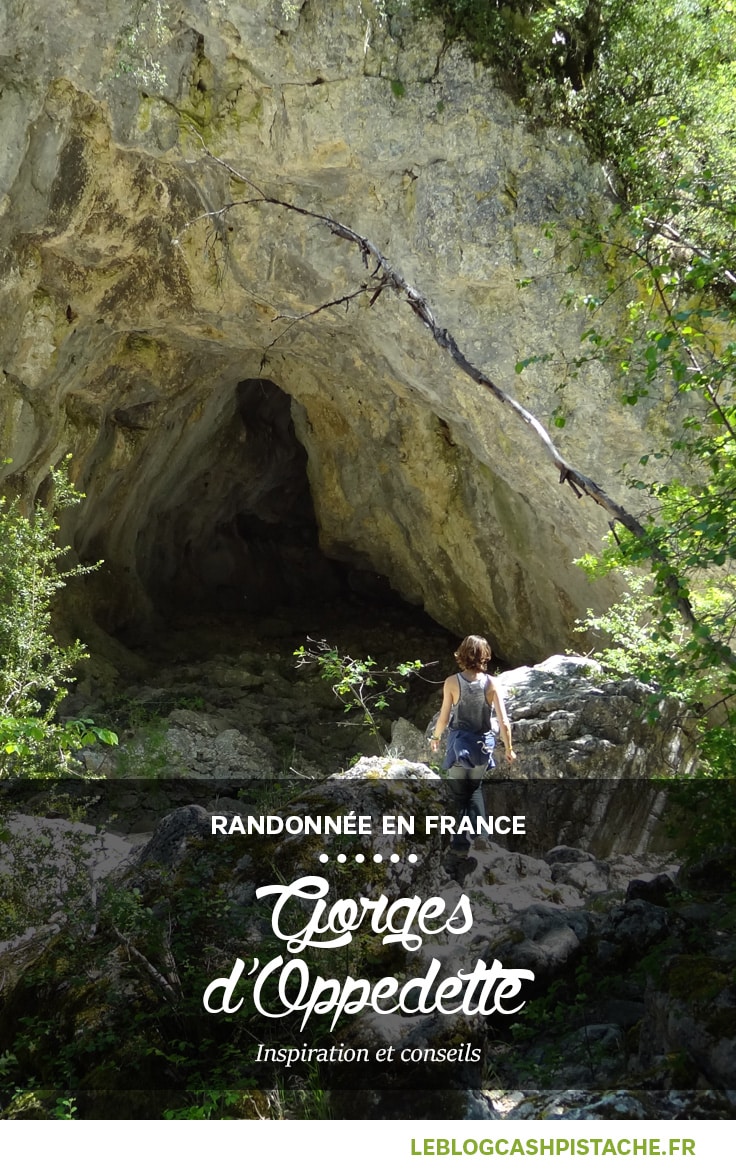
[429,634,516,851]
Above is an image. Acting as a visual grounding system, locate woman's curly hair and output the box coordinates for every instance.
[454,634,492,672]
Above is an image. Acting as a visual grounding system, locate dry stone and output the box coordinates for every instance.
[0,0,687,663]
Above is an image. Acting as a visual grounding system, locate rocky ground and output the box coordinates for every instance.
[68,603,457,785]
[1,767,734,1120]
[64,607,696,856]
[0,608,731,1120]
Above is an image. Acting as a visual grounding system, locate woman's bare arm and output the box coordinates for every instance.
[488,678,517,763]
[429,676,458,751]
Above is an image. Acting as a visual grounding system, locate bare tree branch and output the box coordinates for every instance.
[112,926,182,1006]
[183,142,736,673]
[260,280,384,367]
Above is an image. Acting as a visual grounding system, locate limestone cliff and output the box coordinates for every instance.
[0,0,666,660]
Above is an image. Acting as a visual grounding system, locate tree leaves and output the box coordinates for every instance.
[0,460,116,776]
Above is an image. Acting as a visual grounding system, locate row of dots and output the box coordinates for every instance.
[318,852,419,864]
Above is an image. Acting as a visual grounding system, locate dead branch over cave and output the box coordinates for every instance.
[180,144,736,674]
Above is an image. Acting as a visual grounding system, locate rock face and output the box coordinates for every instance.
[491,656,697,855]
[0,0,672,661]
[497,656,694,778]
[390,656,697,854]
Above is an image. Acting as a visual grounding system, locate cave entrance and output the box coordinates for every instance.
[147,377,338,614]
[75,371,460,740]
[139,377,418,627]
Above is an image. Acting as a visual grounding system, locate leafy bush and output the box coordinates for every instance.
[0,459,116,777]
[417,1,735,193]
[294,638,424,751]
[0,816,97,939]
[578,571,736,858]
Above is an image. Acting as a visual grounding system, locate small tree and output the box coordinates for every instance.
[294,638,425,752]
[577,571,736,858]
[0,459,116,777]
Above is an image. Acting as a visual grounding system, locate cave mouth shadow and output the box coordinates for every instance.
[111,376,454,658]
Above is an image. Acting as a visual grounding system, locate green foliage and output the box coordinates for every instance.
[578,572,736,857]
[426,0,736,844]
[113,717,172,779]
[293,639,424,751]
[575,570,695,697]
[418,0,611,96]
[162,1090,259,1120]
[417,2,736,195]
[567,200,736,817]
[52,1096,77,1120]
[0,815,97,939]
[0,460,117,777]
[667,776,736,861]
[0,833,336,1119]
